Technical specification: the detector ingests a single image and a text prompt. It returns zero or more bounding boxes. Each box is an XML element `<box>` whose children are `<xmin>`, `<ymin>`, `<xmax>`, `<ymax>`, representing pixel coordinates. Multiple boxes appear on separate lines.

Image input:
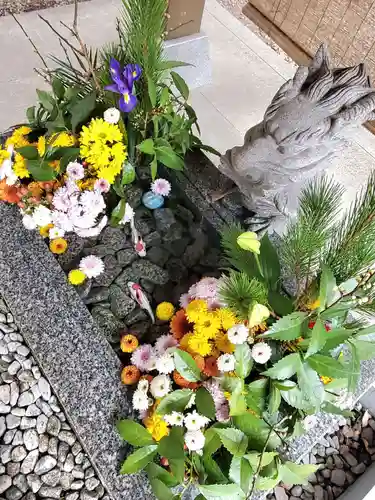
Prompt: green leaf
<box><xmin>159</xmin><ymin>60</ymin><xmax>191</xmax><ymax>70</ymax></box>
<box><xmin>229</xmin><ymin>386</ymin><xmax>247</xmax><ymax>417</ymax></box>
<box><xmin>155</xmin><ymin>146</ymin><xmax>184</xmax><ymax>171</ymax></box>
<box><xmin>321</xmin><ymin>328</ymin><xmax>353</xmax><ymax>353</ymax></box>
<box><xmin>147</xmin><ymin>75</ymin><xmax>157</xmax><ymax>107</ymax></box>
<box><xmin>244</xmin><ymin>452</ymin><xmax>278</xmax><ymax>471</ymax></box>
<box><xmin>307</xmin><ymin>354</ymin><xmax>351</xmax><ymax>379</ymax></box>
<box><xmin>245</xmin><ymin>379</ymin><xmax>268</xmax><ymax>415</ymax></box>
<box><xmin>229</xmin><ymin>457</ymin><xmax>253</xmax><ymax>494</ymax></box>
<box><xmin>319</xmin><ymin>264</ymin><xmax>337</xmax><ymax>310</ymax></box>
<box><xmin>260</xmin><ymin>312</ymin><xmax>307</xmax><ymax>341</ymax></box>
<box><xmin>297</xmin><ymin>361</ymin><xmax>325</xmax><ymax>410</ymax></box>
<box><xmin>215</xmin><ymin>428</ymin><xmax>248</xmax><ymax>457</ymax></box>
<box><xmin>203</xmin><ymin>455</ymin><xmax>228</xmax><ymax>484</ymax></box>
<box><xmin>16</xmin><ymin>146</ymin><xmax>39</xmax><ymax>160</ymax></box>
<box><xmin>122</xmin><ymin>162</ymin><xmax>136</xmax><ymax>185</ymax></box>
<box><xmin>255</xmin><ymin>473</ymin><xmax>280</xmax><ymax>491</ymax></box>
<box><xmin>232</xmin><ymin>413</ymin><xmax>276</xmax><ymax>449</ymax></box>
<box><xmin>145</xmin><ymin>463</ymin><xmax>178</xmax><ymax>487</ymax></box>
<box><xmin>37</xmin><ymin>89</ymin><xmax>55</xmax><ymax>112</ymax></box>
<box><xmin>198</xmin><ymin>484</ymin><xmax>245</xmax><ymax>500</ymax></box>
<box><xmin>269</xmin><ymin>383</ymin><xmax>281</xmax><ymax>413</ymax></box>
<box><xmin>234</xmin><ymin>344</ymin><xmax>253</xmax><ymax>378</ymax></box>
<box><xmin>158</xmin><ymin>427</ymin><xmax>184</xmax><ymax>460</ymax></box>
<box><xmin>111</xmin><ymin>198</ymin><xmax>126</xmax><ymax>225</ymax></box>
<box><xmin>156</xmin><ymin>389</ymin><xmax>193</xmax><ymax>415</ymax></box>
<box><xmin>279</xmin><ymin>462</ymin><xmax>319</xmax><ymax>485</ymax></box>
<box><xmin>26</xmin><ymin>106</ymin><xmax>35</xmax><ymax>123</ymax></box>
<box><xmin>149</xmin><ymin>477</ymin><xmax>174</xmax><ymax>500</ymax></box>
<box><xmin>322</xmin><ymin>402</ymin><xmax>353</xmax><ymax>418</ymax></box>
<box><xmin>259</xmin><ymin>234</ymin><xmax>280</xmax><ymax>290</ymax></box>
<box><xmin>173</xmin><ymin>350</ymin><xmax>201</xmax><ymax>382</ymax></box>
<box><xmin>70</xmin><ymin>92</ymin><xmax>97</xmax><ymax>132</ymax></box>
<box><xmin>150</xmin><ymin>156</ymin><xmax>158</xmax><ymax>180</ymax></box>
<box><xmin>204</xmin><ymin>427</ymin><xmax>223</xmax><ymax>456</ymax></box>
<box><xmin>321</xmin><ymin>301</ymin><xmax>351</xmax><ymax>321</ymax></box>
<box><xmin>196</xmin><ymin>387</ymin><xmax>215</xmax><ymax>420</ymax></box>
<box><xmin>268</xmin><ymin>290</ymin><xmax>294</xmax><ymax>316</ymax></box>
<box><xmin>306</xmin><ymin>317</ymin><xmax>329</xmax><ymax>357</ymax></box>
<box><xmin>347</xmin><ymin>342</ymin><xmax>360</xmax><ymax>393</ymax></box>
<box><xmin>116</xmin><ymin>419</ymin><xmax>154</xmax><ymax>446</ymax></box>
<box><xmin>120</xmin><ymin>445</ymin><xmax>158</xmax><ymax>474</ymax></box>
<box><xmin>171</xmin><ymin>71</ymin><xmax>189</xmax><ymax>100</ymax></box>
<box><xmin>47</xmin><ymin>147</ymin><xmax>80</xmax><ymax>161</ymax></box>
<box><xmin>26</xmin><ymin>160</ymin><xmax>56</xmax><ymax>181</ymax></box>
<box><xmin>349</xmin><ymin>339</ymin><xmax>375</xmax><ymax>361</ymax></box>
<box><xmin>169</xmin><ymin>458</ymin><xmax>185</xmax><ymax>483</ymax></box>
<box><xmin>280</xmin><ymin>381</ymin><xmax>309</xmax><ymax>410</ymax></box>
<box><xmin>262</xmin><ymin>353</ymin><xmax>301</xmax><ymax>380</ymax></box>
<box><xmin>137</xmin><ymin>138</ymin><xmax>155</xmax><ymax>155</ymax></box>
<box><xmin>160</xmin><ymin>87</ymin><xmax>170</xmax><ymax>106</ymax></box>
<box><xmin>52</xmin><ymin>77</ymin><xmax>65</xmax><ymax>99</ymax></box>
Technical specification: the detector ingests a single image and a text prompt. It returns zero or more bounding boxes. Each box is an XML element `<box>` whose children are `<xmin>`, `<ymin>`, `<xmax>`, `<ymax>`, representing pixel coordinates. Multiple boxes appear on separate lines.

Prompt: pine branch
<box><xmin>219</xmin><ymin>271</ymin><xmax>268</xmax><ymax>320</ymax></box>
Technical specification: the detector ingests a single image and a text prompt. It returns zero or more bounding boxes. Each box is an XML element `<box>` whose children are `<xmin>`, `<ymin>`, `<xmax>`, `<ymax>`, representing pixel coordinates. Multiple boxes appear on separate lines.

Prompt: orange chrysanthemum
<box><xmin>173</xmin><ymin>370</ymin><xmax>199</xmax><ymax>390</ymax></box>
<box><xmin>49</xmin><ymin>238</ymin><xmax>68</xmax><ymax>254</ymax></box>
<box><xmin>204</xmin><ymin>356</ymin><xmax>219</xmax><ymax>377</ymax></box>
<box><xmin>121</xmin><ymin>365</ymin><xmax>140</xmax><ymax>385</ymax></box>
<box><xmin>193</xmin><ymin>355</ymin><xmax>205</xmax><ymax>372</ymax></box>
<box><xmin>170</xmin><ymin>309</ymin><xmax>193</xmax><ymax>340</ymax></box>
<box><xmin>120</xmin><ymin>334</ymin><xmax>139</xmax><ymax>353</ymax></box>
<box><xmin>0</xmin><ymin>180</ymin><xmax>20</xmax><ymax>203</ymax></box>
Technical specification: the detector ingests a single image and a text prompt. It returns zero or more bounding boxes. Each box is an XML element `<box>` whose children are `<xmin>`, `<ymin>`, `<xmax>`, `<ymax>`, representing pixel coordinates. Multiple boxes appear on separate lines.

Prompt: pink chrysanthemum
<box><xmin>155</xmin><ymin>334</ymin><xmax>178</xmax><ymax>354</ymax></box>
<box><xmin>203</xmin><ymin>379</ymin><xmax>226</xmax><ymax>407</ymax></box>
<box><xmin>131</xmin><ymin>344</ymin><xmax>153</xmax><ymax>371</ymax></box>
<box><xmin>194</xmin><ymin>277</ymin><xmax>220</xmax><ymax>300</ymax></box>
<box><xmin>94</xmin><ymin>178</ymin><xmax>110</xmax><ymax>193</ymax></box>
<box><xmin>179</xmin><ymin>293</ymin><xmax>191</xmax><ymax>309</ymax></box>
<box><xmin>79</xmin><ymin>255</ymin><xmax>104</xmax><ymax>279</ymax></box>
<box><xmin>216</xmin><ymin>403</ymin><xmax>230</xmax><ymax>422</ymax></box>
<box><xmin>151</xmin><ymin>178</ymin><xmax>171</xmax><ymax>197</ymax></box>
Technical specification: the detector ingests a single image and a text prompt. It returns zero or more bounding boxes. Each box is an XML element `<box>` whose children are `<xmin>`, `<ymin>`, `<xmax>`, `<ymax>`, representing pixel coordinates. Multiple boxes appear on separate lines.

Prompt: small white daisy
<box><xmin>49</xmin><ymin>227</ymin><xmax>65</xmax><ymax>240</ymax></box>
<box><xmin>184</xmin><ymin>411</ymin><xmax>210</xmax><ymax>431</ymax></box>
<box><xmin>150</xmin><ymin>375</ymin><xmax>171</xmax><ymax>398</ymax></box>
<box><xmin>151</xmin><ymin>178</ymin><xmax>171</xmax><ymax>197</ymax></box>
<box><xmin>32</xmin><ymin>206</ymin><xmax>52</xmax><ymax>227</ymax></box>
<box><xmin>79</xmin><ymin>255</ymin><xmax>105</xmax><ymax>279</ymax></box>
<box><xmin>217</xmin><ymin>353</ymin><xmax>236</xmax><ymax>372</ymax></box>
<box><xmin>227</xmin><ymin>324</ymin><xmax>249</xmax><ymax>345</ymax></box>
<box><xmin>251</xmin><ymin>342</ymin><xmax>272</xmax><ymax>364</ymax></box>
<box><xmin>66</xmin><ymin>162</ymin><xmax>85</xmax><ymax>181</ymax></box>
<box><xmin>155</xmin><ymin>353</ymin><xmax>175</xmax><ymax>374</ymax></box>
<box><xmin>132</xmin><ymin>390</ymin><xmax>149</xmax><ymax>411</ymax></box>
<box><xmin>104</xmin><ymin>107</ymin><xmax>121</xmax><ymax>124</ymax></box>
<box><xmin>22</xmin><ymin>214</ymin><xmax>37</xmax><ymax>230</ymax></box>
<box><xmin>137</xmin><ymin>379</ymin><xmax>149</xmax><ymax>393</ymax></box>
<box><xmin>164</xmin><ymin>411</ymin><xmax>184</xmax><ymax>426</ymax></box>
<box><xmin>184</xmin><ymin>430</ymin><xmax>205</xmax><ymax>452</ymax></box>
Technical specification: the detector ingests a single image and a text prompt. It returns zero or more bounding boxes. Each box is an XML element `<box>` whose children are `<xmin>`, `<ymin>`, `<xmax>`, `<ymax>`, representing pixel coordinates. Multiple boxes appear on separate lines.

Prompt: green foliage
<box><xmin>196</xmin><ymin>388</ymin><xmax>216</xmax><ymax>420</ymax></box>
<box><xmin>260</xmin><ymin>312</ymin><xmax>307</xmax><ymax>341</ymax></box>
<box><xmin>306</xmin><ymin>354</ymin><xmax>353</xmax><ymax>379</ymax></box>
<box><xmin>173</xmin><ymin>349</ymin><xmax>201</xmax><ymax>382</ymax></box>
<box><xmin>219</xmin><ymin>271</ymin><xmax>268</xmax><ymax>320</ymax></box>
<box><xmin>198</xmin><ymin>484</ymin><xmax>245</xmax><ymax>499</ymax></box>
<box><xmin>229</xmin><ymin>456</ymin><xmax>253</xmax><ymax>495</ymax></box>
<box><xmin>234</xmin><ymin>344</ymin><xmax>253</xmax><ymax>378</ymax></box>
<box><xmin>120</xmin><ymin>445</ymin><xmax>158</xmax><ymax>474</ymax></box>
<box><xmin>220</xmin><ymin>223</ymin><xmax>261</xmax><ymax>279</ymax></box>
<box><xmin>305</xmin><ymin>317</ymin><xmax>330</xmax><ymax>357</ymax></box>
<box><xmin>279</xmin><ymin>462</ymin><xmax>319</xmax><ymax>485</ymax></box>
<box><xmin>117</xmin><ymin>419</ymin><xmax>155</xmax><ymax>446</ymax></box>
<box><xmin>158</xmin><ymin>427</ymin><xmax>184</xmax><ymax>460</ymax></box>
<box><xmin>214</xmin><ymin>428</ymin><xmax>248</xmax><ymax>457</ymax></box>
<box><xmin>156</xmin><ymin>389</ymin><xmax>193</xmax><ymax>415</ymax></box>
<box><xmin>262</xmin><ymin>353</ymin><xmax>301</xmax><ymax>380</ymax></box>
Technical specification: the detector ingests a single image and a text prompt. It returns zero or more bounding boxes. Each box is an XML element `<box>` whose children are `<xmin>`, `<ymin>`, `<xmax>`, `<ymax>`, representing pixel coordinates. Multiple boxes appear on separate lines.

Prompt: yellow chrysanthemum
<box><xmin>5</xmin><ymin>126</ymin><xmax>32</xmax><ymax>149</ymax></box>
<box><xmin>120</xmin><ymin>334</ymin><xmax>139</xmax><ymax>353</ymax></box>
<box><xmin>187</xmin><ymin>333</ymin><xmax>212</xmax><ymax>357</ymax></box>
<box><xmin>185</xmin><ymin>299</ymin><xmax>208</xmax><ymax>323</ymax></box>
<box><xmin>39</xmin><ymin>224</ymin><xmax>54</xmax><ymax>238</ymax></box>
<box><xmin>11</xmin><ymin>153</ymin><xmax>30</xmax><ymax>179</ymax></box>
<box><xmin>320</xmin><ymin>376</ymin><xmax>333</xmax><ymax>385</ymax></box>
<box><xmin>0</xmin><ymin>149</ymin><xmax>10</xmax><ymax>164</ymax></box>
<box><xmin>216</xmin><ymin>332</ymin><xmax>235</xmax><ymax>354</ymax></box>
<box><xmin>144</xmin><ymin>412</ymin><xmax>169</xmax><ymax>441</ymax></box>
<box><xmin>79</xmin><ymin>118</ymin><xmax>126</xmax><ymax>184</ymax></box>
<box><xmin>307</xmin><ymin>299</ymin><xmax>320</xmax><ymax>310</ymax></box>
<box><xmin>156</xmin><ymin>302</ymin><xmax>175</xmax><ymax>321</ymax></box>
<box><xmin>216</xmin><ymin>308</ymin><xmax>238</xmax><ymax>331</ymax></box>
<box><xmin>49</xmin><ymin>132</ymin><xmax>75</xmax><ymax>148</ymax></box>
<box><xmin>179</xmin><ymin>332</ymin><xmax>194</xmax><ymax>353</ymax></box>
<box><xmin>68</xmin><ymin>269</ymin><xmax>86</xmax><ymax>285</ymax></box>
<box><xmin>78</xmin><ymin>178</ymin><xmax>96</xmax><ymax>191</ymax></box>
<box><xmin>37</xmin><ymin>136</ymin><xmax>46</xmax><ymax>157</ymax></box>
<box><xmin>194</xmin><ymin>312</ymin><xmax>221</xmax><ymax>339</ymax></box>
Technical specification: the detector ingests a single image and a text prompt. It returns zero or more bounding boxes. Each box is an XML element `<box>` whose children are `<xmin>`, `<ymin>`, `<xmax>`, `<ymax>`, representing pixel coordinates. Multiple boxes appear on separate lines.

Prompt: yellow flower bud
<box><xmin>237</xmin><ymin>232</ymin><xmax>261</xmax><ymax>255</ymax></box>
<box><xmin>248</xmin><ymin>303</ymin><xmax>270</xmax><ymax>328</ymax></box>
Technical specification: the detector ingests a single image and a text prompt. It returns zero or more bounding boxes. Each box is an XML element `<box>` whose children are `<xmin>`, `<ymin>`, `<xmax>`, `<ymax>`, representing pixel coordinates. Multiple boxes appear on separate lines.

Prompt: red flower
<box><xmin>308</xmin><ymin>320</ymin><xmax>331</xmax><ymax>332</ymax></box>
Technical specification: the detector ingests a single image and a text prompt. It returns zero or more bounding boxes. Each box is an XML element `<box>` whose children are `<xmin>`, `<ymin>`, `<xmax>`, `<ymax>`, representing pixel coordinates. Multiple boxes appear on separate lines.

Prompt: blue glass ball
<box><xmin>142</xmin><ymin>191</ymin><xmax>164</xmax><ymax>209</ymax></box>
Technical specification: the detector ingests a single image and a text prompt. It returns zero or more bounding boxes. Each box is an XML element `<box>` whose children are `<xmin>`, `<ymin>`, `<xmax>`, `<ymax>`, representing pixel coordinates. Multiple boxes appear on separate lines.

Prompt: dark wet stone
<box><xmin>116</xmin><ymin>249</ymin><xmax>137</xmax><ymax>267</ymax></box>
<box><xmin>174</xmin><ymin>205</ymin><xmax>195</xmax><ymax>225</ymax></box>
<box><xmin>82</xmin><ymin>245</ymin><xmax>116</xmax><ymax>258</ymax></box>
<box><xmin>123</xmin><ymin>186</ymin><xmax>143</xmax><ymax>208</ymax></box>
<box><xmin>144</xmin><ymin>232</ymin><xmax>161</xmax><ymax>247</ymax></box>
<box><xmin>134</xmin><ymin>208</ymin><xmax>155</xmax><ymax>236</ymax></box>
<box><xmin>115</xmin><ymin>266</ymin><xmax>141</xmax><ymax>289</ymax></box>
<box><xmin>76</xmin><ymin>280</ymin><xmax>92</xmax><ymax>300</ymax></box>
<box><xmin>99</xmin><ymin>227</ymin><xmax>127</xmax><ymax>252</ymax></box>
<box><xmin>167</xmin><ymin>237</ymin><xmax>191</xmax><ymax>258</ymax></box>
<box><xmin>57</xmin><ymin>234</ymin><xmax>85</xmax><ymax>270</ymax></box>
<box><xmin>83</xmin><ymin>288</ymin><xmax>110</xmax><ymax>305</ymax></box>
<box><xmin>93</xmin><ymin>256</ymin><xmax>122</xmax><ymax>287</ymax></box>
<box><xmin>109</xmin><ymin>285</ymin><xmax>136</xmax><ymax>319</ymax></box>
<box><xmin>146</xmin><ymin>247</ymin><xmax>170</xmax><ymax>267</ymax></box>
<box><xmin>166</xmin><ymin>258</ymin><xmax>188</xmax><ymax>283</ymax></box>
<box><xmin>124</xmin><ymin>309</ymin><xmax>149</xmax><ymax>326</ymax></box>
<box><xmin>91</xmin><ymin>306</ymin><xmax>125</xmax><ymax>343</ymax></box>
<box><xmin>140</xmin><ymin>279</ymin><xmax>155</xmax><ymax>294</ymax></box>
<box><xmin>183</xmin><ymin>229</ymin><xmax>208</xmax><ymax>267</ymax></box>
<box><xmin>132</xmin><ymin>261</ymin><xmax>169</xmax><ymax>285</ymax></box>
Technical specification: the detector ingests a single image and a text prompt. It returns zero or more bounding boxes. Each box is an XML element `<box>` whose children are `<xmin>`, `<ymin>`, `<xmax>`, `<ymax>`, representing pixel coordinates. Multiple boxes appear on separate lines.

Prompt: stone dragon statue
<box><xmin>218</xmin><ymin>44</ymin><xmax>375</xmax><ymax>230</ymax></box>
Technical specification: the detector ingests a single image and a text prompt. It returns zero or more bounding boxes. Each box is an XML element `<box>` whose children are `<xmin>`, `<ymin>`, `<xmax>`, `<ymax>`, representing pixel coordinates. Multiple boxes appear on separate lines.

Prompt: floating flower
<box><xmin>22</xmin><ymin>214</ymin><xmax>37</xmax><ymax>230</ymax></box>
<box><xmin>144</xmin><ymin>412</ymin><xmax>169</xmax><ymax>441</ymax></box>
<box><xmin>68</xmin><ymin>269</ymin><xmax>86</xmax><ymax>286</ymax></box>
<box><xmin>170</xmin><ymin>310</ymin><xmax>192</xmax><ymax>340</ymax></box>
<box><xmin>131</xmin><ymin>344</ymin><xmax>154</xmax><ymax>372</ymax></box>
<box><xmin>173</xmin><ymin>370</ymin><xmax>199</xmax><ymax>390</ymax></box>
<box><xmin>94</xmin><ymin>178</ymin><xmax>110</xmax><ymax>193</ymax></box>
<box><xmin>49</xmin><ymin>227</ymin><xmax>65</xmax><ymax>240</ymax></box>
<box><xmin>32</xmin><ymin>205</ymin><xmax>52</xmax><ymax>227</ymax></box>
<box><xmin>49</xmin><ymin>238</ymin><xmax>68</xmax><ymax>254</ymax></box>
<box><xmin>39</xmin><ymin>224</ymin><xmax>54</xmax><ymax>238</ymax></box>
<box><xmin>217</xmin><ymin>353</ymin><xmax>236</xmax><ymax>372</ymax></box>
<box><xmin>137</xmin><ymin>379</ymin><xmax>149</xmax><ymax>393</ymax></box>
<box><xmin>132</xmin><ymin>389</ymin><xmax>149</xmax><ymax>410</ymax></box>
<box><xmin>216</xmin><ymin>403</ymin><xmax>230</xmax><ymax>422</ymax></box>
<box><xmin>193</xmin><ymin>355</ymin><xmax>205</xmax><ymax>372</ymax></box>
<box><xmin>217</xmin><ymin>308</ymin><xmax>238</xmax><ymax>330</ymax></box>
<box><xmin>237</xmin><ymin>231</ymin><xmax>260</xmax><ymax>254</ymax></box>
<box><xmin>194</xmin><ymin>312</ymin><xmax>221</xmax><ymax>339</ymax></box>
<box><xmin>104</xmin><ymin>107</ymin><xmax>121</xmax><ymax>124</ymax></box>
<box><xmin>151</xmin><ymin>178</ymin><xmax>171</xmax><ymax>197</ymax></box>
<box><xmin>320</xmin><ymin>376</ymin><xmax>333</xmax><ymax>385</ymax></box>
<box><xmin>248</xmin><ymin>303</ymin><xmax>270</xmax><ymax>328</ymax></box>
<box><xmin>203</xmin><ymin>356</ymin><xmax>219</xmax><ymax>377</ymax></box>
<box><xmin>188</xmin><ymin>334</ymin><xmax>212</xmax><ymax>357</ymax></box>
<box><xmin>150</xmin><ymin>375</ymin><xmax>171</xmax><ymax>398</ymax></box>
<box><xmin>155</xmin><ymin>352</ymin><xmax>175</xmax><ymax>374</ymax></box>
<box><xmin>179</xmin><ymin>293</ymin><xmax>190</xmax><ymax>309</ymax></box>
<box><xmin>184</xmin><ymin>430</ymin><xmax>205</xmax><ymax>453</ymax></box>
<box><xmin>185</xmin><ymin>299</ymin><xmax>208</xmax><ymax>323</ymax></box>
<box><xmin>66</xmin><ymin>162</ymin><xmax>85</xmax><ymax>181</ymax></box>
<box><xmin>79</xmin><ymin>255</ymin><xmax>105</xmax><ymax>279</ymax></box>
<box><xmin>156</xmin><ymin>302</ymin><xmax>175</xmax><ymax>321</ymax></box>
<box><xmin>155</xmin><ymin>334</ymin><xmax>178</xmax><ymax>354</ymax></box>
<box><xmin>121</xmin><ymin>365</ymin><xmax>141</xmax><ymax>385</ymax></box>
<box><xmin>251</xmin><ymin>342</ymin><xmax>272</xmax><ymax>364</ymax></box>
<box><xmin>164</xmin><ymin>412</ymin><xmax>184</xmax><ymax>427</ymax></box>
<box><xmin>120</xmin><ymin>334</ymin><xmax>139</xmax><ymax>353</ymax></box>
<box><xmin>146</xmin><ymin>356</ymin><xmax>158</xmax><ymax>372</ymax></box>
<box><xmin>215</xmin><ymin>332</ymin><xmax>235</xmax><ymax>354</ymax></box>
<box><xmin>105</xmin><ymin>59</ymin><xmax>141</xmax><ymax>113</ymax></box>
<box><xmin>193</xmin><ymin>277</ymin><xmax>221</xmax><ymax>307</ymax></box>
<box><xmin>184</xmin><ymin>411</ymin><xmax>210</xmax><ymax>431</ymax></box>
<box><xmin>227</xmin><ymin>324</ymin><xmax>249</xmax><ymax>345</ymax></box>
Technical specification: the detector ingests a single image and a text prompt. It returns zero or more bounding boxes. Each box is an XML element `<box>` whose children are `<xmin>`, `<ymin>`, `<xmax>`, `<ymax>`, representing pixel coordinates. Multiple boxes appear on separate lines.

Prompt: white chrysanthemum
<box><xmin>22</xmin><ymin>213</ymin><xmax>37</xmax><ymax>230</ymax></box>
<box><xmin>52</xmin><ymin>187</ymin><xmax>72</xmax><ymax>212</ymax></box>
<box><xmin>49</xmin><ymin>227</ymin><xmax>65</xmax><ymax>240</ymax></box>
<box><xmin>104</xmin><ymin>107</ymin><xmax>120</xmax><ymax>124</ymax></box>
<box><xmin>155</xmin><ymin>353</ymin><xmax>175</xmax><ymax>374</ymax></box>
<box><xmin>79</xmin><ymin>255</ymin><xmax>105</xmax><ymax>278</ymax></box>
<box><xmin>227</xmin><ymin>324</ymin><xmax>249</xmax><ymax>345</ymax></box>
<box><xmin>251</xmin><ymin>342</ymin><xmax>272</xmax><ymax>364</ymax></box>
<box><xmin>150</xmin><ymin>375</ymin><xmax>171</xmax><ymax>398</ymax></box>
<box><xmin>164</xmin><ymin>412</ymin><xmax>184</xmax><ymax>426</ymax></box>
<box><xmin>186</xmin><ymin>393</ymin><xmax>196</xmax><ymax>409</ymax></box>
<box><xmin>137</xmin><ymin>379</ymin><xmax>149</xmax><ymax>393</ymax></box>
<box><xmin>75</xmin><ymin>215</ymin><xmax>107</xmax><ymax>238</ymax></box>
<box><xmin>80</xmin><ymin>191</ymin><xmax>106</xmax><ymax>216</ymax></box>
<box><xmin>217</xmin><ymin>353</ymin><xmax>236</xmax><ymax>372</ymax></box>
<box><xmin>119</xmin><ymin>203</ymin><xmax>134</xmax><ymax>225</ymax></box>
<box><xmin>32</xmin><ymin>205</ymin><xmax>52</xmax><ymax>227</ymax></box>
<box><xmin>146</xmin><ymin>356</ymin><xmax>158</xmax><ymax>372</ymax></box>
<box><xmin>66</xmin><ymin>162</ymin><xmax>85</xmax><ymax>181</ymax></box>
<box><xmin>303</xmin><ymin>415</ymin><xmax>318</xmax><ymax>431</ymax></box>
<box><xmin>184</xmin><ymin>411</ymin><xmax>210</xmax><ymax>431</ymax></box>
<box><xmin>184</xmin><ymin>430</ymin><xmax>205</xmax><ymax>452</ymax></box>
<box><xmin>51</xmin><ymin>211</ymin><xmax>74</xmax><ymax>233</ymax></box>
<box><xmin>132</xmin><ymin>390</ymin><xmax>149</xmax><ymax>411</ymax></box>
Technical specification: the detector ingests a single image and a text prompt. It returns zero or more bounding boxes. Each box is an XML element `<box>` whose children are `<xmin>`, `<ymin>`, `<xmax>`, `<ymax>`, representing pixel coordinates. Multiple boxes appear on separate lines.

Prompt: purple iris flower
<box><xmin>105</xmin><ymin>58</ymin><xmax>142</xmax><ymax>113</ymax></box>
